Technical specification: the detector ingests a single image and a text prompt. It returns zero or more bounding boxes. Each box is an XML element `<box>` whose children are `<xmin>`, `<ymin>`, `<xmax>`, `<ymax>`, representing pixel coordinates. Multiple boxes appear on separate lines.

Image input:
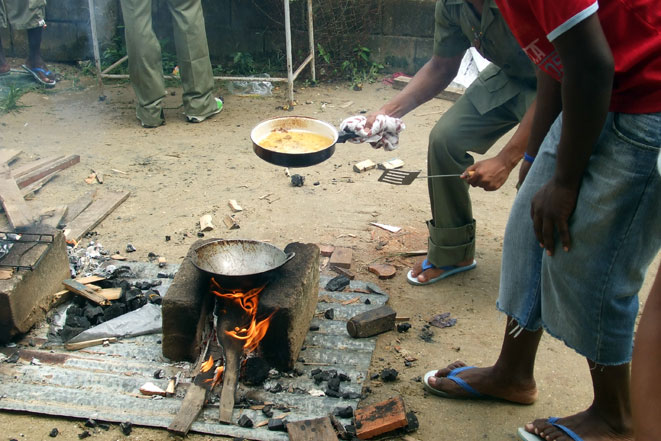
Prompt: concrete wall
<box><xmin>1</xmin><ymin>0</ymin><xmax>435</xmax><ymax>75</ymax></box>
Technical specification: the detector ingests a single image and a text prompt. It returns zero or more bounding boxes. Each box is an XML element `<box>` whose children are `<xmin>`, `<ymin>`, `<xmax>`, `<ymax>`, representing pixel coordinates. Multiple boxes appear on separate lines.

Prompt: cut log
<box><xmin>346</xmin><ymin>305</ymin><xmax>397</xmax><ymax>338</ymax></box>
<box><xmin>63</xmin><ymin>190</ymin><xmax>129</xmax><ymax>242</ymax></box>
<box><xmin>354</xmin><ymin>396</ymin><xmax>408</xmax><ymax>439</ymax></box>
<box><xmin>15</xmin><ymin>155</ymin><xmax>80</xmax><ymax>189</ymax></box>
<box><xmin>286</xmin><ymin>417</ymin><xmax>339</xmax><ymax>441</ymax></box>
<box><xmin>62</xmin><ymin>279</ymin><xmax>110</xmax><ymax>306</ymax></box>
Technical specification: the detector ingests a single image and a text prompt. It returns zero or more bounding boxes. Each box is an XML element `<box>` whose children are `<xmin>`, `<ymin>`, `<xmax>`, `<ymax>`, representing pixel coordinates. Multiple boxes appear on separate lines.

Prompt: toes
<box><xmin>435</xmin><ymin>361</ymin><xmax>466</xmax><ymax>376</ymax></box>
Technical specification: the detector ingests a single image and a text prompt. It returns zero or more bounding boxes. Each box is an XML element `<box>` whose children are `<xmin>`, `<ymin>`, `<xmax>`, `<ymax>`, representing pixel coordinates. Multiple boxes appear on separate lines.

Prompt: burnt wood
<box><xmin>346</xmin><ymin>305</ymin><xmax>396</xmax><ymax>338</ymax></box>
<box><xmin>167</xmin><ymin>384</ymin><xmax>208</xmax><ymax>435</ymax></box>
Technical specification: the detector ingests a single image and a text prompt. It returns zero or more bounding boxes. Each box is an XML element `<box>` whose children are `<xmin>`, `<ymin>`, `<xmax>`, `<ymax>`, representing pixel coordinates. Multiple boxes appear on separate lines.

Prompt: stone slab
<box><xmin>0</xmin><ymin>229</ymin><xmax>70</xmax><ymax>343</ymax></box>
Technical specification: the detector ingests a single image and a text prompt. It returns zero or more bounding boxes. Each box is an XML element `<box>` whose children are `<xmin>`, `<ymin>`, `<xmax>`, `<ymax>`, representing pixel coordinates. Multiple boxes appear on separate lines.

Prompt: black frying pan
<box><xmin>251</xmin><ymin>116</ymin><xmax>357</xmax><ymax>167</ymax></box>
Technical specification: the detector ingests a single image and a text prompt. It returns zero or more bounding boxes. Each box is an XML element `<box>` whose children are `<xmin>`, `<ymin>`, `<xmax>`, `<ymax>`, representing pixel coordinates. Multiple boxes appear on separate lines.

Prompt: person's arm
<box><xmin>463</xmin><ymin>98</ymin><xmax>537</xmax><ymax>191</ymax></box>
<box><xmin>530</xmin><ymin>13</ymin><xmax>614</xmax><ymax>255</ymax></box>
<box><xmin>367</xmin><ymin>53</ymin><xmax>464</xmax><ymax>122</ymax></box>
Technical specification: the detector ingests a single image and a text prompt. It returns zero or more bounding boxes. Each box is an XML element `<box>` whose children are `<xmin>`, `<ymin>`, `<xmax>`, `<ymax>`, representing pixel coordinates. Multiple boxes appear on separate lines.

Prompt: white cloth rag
<box><xmin>339</xmin><ymin>115</ymin><xmax>405</xmax><ymax>151</ymax></box>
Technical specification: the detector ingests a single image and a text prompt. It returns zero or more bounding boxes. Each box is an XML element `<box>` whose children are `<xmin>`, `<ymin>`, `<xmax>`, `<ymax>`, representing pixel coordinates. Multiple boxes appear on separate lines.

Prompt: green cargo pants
<box><xmin>0</xmin><ymin>0</ymin><xmax>46</xmax><ymax>30</ymax></box>
<box><xmin>426</xmin><ymin>85</ymin><xmax>532</xmax><ymax>267</ymax></box>
<box><xmin>119</xmin><ymin>0</ymin><xmax>216</xmax><ymax>127</ymax></box>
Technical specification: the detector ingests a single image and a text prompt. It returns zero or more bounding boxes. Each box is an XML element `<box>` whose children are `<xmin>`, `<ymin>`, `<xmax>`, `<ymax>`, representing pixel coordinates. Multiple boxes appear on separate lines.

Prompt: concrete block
<box><xmin>0</xmin><ymin>230</ymin><xmax>71</xmax><ymax>343</ymax></box>
<box><xmin>368</xmin><ymin>34</ymin><xmax>416</xmax><ymax>74</ymax></box>
<box><xmin>161</xmin><ymin>239</ymin><xmax>214</xmax><ymax>362</ymax></box>
<box><xmin>258</xmin><ymin>242</ymin><xmax>319</xmax><ymax>371</ymax></box>
<box><xmin>46</xmin><ymin>0</ymin><xmax>90</xmax><ymax>23</ymax></box>
<box><xmin>40</xmin><ymin>22</ymin><xmax>90</xmax><ymax>61</ymax></box>
<box><xmin>381</xmin><ymin>0</ymin><xmax>435</xmax><ymax>38</ymax></box>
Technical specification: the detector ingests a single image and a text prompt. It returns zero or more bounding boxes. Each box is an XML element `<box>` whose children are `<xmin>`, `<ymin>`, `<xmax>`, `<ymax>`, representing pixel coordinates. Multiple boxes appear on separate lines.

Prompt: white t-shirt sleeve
<box><xmin>547</xmin><ymin>1</ymin><xmax>599</xmax><ymax>42</ymax></box>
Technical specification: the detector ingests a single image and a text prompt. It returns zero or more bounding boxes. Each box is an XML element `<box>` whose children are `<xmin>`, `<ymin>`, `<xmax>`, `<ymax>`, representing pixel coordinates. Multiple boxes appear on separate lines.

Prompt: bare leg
<box><xmin>631</xmin><ymin>264</ymin><xmax>661</xmax><ymax>441</ymax></box>
<box><xmin>524</xmin><ymin>360</ymin><xmax>633</xmax><ymax>440</ymax></box>
<box><xmin>0</xmin><ymin>33</ymin><xmax>8</xmax><ymax>73</ymax></box>
<box><xmin>24</xmin><ymin>27</ymin><xmax>55</xmax><ymax>83</ymax></box>
<box><xmin>426</xmin><ymin>318</ymin><xmax>541</xmax><ymax>404</ymax></box>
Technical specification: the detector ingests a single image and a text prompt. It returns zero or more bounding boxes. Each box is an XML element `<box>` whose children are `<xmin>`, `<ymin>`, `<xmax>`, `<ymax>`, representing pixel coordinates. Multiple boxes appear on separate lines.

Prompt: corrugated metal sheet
<box><xmin>0</xmin><ymin>267</ymin><xmax>387</xmax><ymax>441</ymax></box>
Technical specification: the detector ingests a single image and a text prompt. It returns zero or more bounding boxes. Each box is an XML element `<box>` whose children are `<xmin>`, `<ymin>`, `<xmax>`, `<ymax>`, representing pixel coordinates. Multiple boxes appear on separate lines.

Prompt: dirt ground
<box><xmin>0</xmin><ymin>63</ymin><xmax>658</xmax><ymax>441</ymax></box>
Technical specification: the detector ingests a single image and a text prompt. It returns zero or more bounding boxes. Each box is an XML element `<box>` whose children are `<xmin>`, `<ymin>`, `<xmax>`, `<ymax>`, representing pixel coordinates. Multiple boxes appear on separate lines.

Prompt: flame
<box><xmin>200</xmin><ymin>355</ymin><xmax>214</xmax><ymax>372</ymax></box>
<box><xmin>211</xmin><ymin>366</ymin><xmax>224</xmax><ymax>388</ymax></box>
<box><xmin>211</xmin><ymin>278</ymin><xmax>276</xmax><ymax>354</ymax></box>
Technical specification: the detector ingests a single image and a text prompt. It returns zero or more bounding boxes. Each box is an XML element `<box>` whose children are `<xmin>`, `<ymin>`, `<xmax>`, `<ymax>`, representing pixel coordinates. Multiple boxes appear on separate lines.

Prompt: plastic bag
<box><xmin>228</xmin><ymin>73</ymin><xmax>273</xmax><ymax>96</ymax></box>
<box><xmin>66</xmin><ymin>303</ymin><xmax>162</xmax><ymax>344</ymax></box>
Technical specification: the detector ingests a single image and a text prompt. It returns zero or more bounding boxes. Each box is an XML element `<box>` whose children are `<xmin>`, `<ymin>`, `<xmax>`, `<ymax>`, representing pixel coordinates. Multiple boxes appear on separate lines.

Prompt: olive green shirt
<box><xmin>433</xmin><ymin>0</ymin><xmax>536</xmax><ymax>115</ymax></box>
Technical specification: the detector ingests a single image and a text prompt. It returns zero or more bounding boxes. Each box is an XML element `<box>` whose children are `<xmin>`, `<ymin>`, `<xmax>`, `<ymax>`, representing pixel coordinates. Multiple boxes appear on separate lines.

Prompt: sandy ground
<box><xmin>0</xmin><ymin>63</ymin><xmax>658</xmax><ymax>441</ymax></box>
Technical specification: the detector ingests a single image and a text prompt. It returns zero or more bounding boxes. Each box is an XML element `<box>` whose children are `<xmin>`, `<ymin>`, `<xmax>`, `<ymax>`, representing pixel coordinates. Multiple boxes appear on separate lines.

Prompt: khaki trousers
<box><xmin>119</xmin><ymin>0</ymin><xmax>215</xmax><ymax>126</ymax></box>
<box><xmin>0</xmin><ymin>0</ymin><xmax>46</xmax><ymax>30</ymax></box>
<box><xmin>426</xmin><ymin>88</ymin><xmax>532</xmax><ymax>267</ymax></box>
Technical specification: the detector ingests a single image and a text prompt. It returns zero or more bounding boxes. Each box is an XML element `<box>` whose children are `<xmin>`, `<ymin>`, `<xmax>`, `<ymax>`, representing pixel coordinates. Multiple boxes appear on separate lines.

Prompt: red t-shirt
<box><xmin>495</xmin><ymin>0</ymin><xmax>661</xmax><ymax>113</ymax></box>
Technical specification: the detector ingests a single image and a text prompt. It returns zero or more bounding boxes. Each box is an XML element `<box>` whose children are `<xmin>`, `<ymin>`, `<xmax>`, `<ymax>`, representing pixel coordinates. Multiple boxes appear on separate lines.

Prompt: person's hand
<box><xmin>463</xmin><ymin>157</ymin><xmax>512</xmax><ymax>191</ymax></box>
<box><xmin>530</xmin><ymin>179</ymin><xmax>579</xmax><ymax>255</ymax></box>
<box><xmin>517</xmin><ymin>160</ymin><xmax>533</xmax><ymax>189</ymax></box>
<box><xmin>364</xmin><ymin>111</ymin><xmax>386</xmax><ymax>147</ymax></box>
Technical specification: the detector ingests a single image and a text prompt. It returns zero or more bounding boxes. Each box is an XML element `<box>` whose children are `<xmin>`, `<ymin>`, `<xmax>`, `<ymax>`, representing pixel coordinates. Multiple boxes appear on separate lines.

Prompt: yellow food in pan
<box><xmin>258</xmin><ymin>129</ymin><xmax>334</xmax><ymax>153</ymax></box>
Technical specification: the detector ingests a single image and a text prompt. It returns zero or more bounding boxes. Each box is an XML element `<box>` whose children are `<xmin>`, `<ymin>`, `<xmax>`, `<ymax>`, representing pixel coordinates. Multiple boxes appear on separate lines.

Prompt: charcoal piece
<box><xmin>102</xmin><ymin>303</ymin><xmax>126</xmax><ymax>321</ymax></box>
<box><xmin>342</xmin><ymin>391</ymin><xmax>361</xmax><ymax>399</ymax></box>
<box><xmin>147</xmin><ymin>292</ymin><xmax>162</xmax><ymax>305</ymax></box>
<box><xmin>125</xmin><ymin>287</ymin><xmax>143</xmax><ymax>302</ymax></box>
<box><xmin>78</xmin><ymin>431</ymin><xmax>90</xmax><ymax>439</ymax></box>
<box><xmin>397</xmin><ymin>322</ymin><xmax>412</xmax><ymax>333</ymax></box>
<box><xmin>325</xmin><ymin>275</ymin><xmax>350</xmax><ymax>292</ymax></box>
<box><xmin>135</xmin><ymin>281</ymin><xmax>152</xmax><ymax>290</ymax></box>
<box><xmin>84</xmin><ymin>419</ymin><xmax>97</xmax><ymax>428</ymax></box>
<box><xmin>290</xmin><ymin>174</ymin><xmax>305</xmax><ymax>187</ymax></box>
<box><xmin>97</xmin><ymin>423</ymin><xmax>110</xmax><ymax>430</ymax></box>
<box><xmin>238</xmin><ymin>415</ymin><xmax>253</xmax><ymax>428</ymax></box>
<box><xmin>364</xmin><ymin>298</ymin><xmax>371</xmax><ymax>305</ymax></box>
<box><xmin>262</xmin><ymin>404</ymin><xmax>274</xmax><ymax>418</ymax></box>
<box><xmin>270</xmin><ymin>383</ymin><xmax>283</xmax><ymax>393</ymax></box>
<box><xmin>309</xmin><ymin>325</ymin><xmax>320</xmax><ymax>331</ymax></box>
<box><xmin>405</xmin><ymin>360</ymin><xmax>412</xmax><ymax>367</ymax></box>
<box><xmin>147</xmin><ymin>252</ymin><xmax>157</xmax><ymax>260</ymax></box>
<box><xmin>157</xmin><ymin>272</ymin><xmax>174</xmax><ymax>279</ymax></box>
<box><xmin>338</xmin><ymin>373</ymin><xmax>351</xmax><ymax>382</ymax></box>
<box><xmin>345</xmin><ymin>424</ymin><xmax>356</xmax><ymax>435</ymax></box>
<box><xmin>370</xmin><ymin>373</ymin><xmax>379</xmax><ymax>380</ymax></box>
<box><xmin>419</xmin><ymin>326</ymin><xmax>434</xmax><ymax>342</ymax></box>
<box><xmin>310</xmin><ymin>368</ymin><xmax>321</xmax><ymax>377</ymax></box>
<box><xmin>84</xmin><ymin>306</ymin><xmax>104</xmax><ymax>323</ymax></box>
<box><xmin>324</xmin><ymin>308</ymin><xmax>335</xmax><ymax>320</ymax></box>
<box><xmin>153</xmin><ymin>369</ymin><xmax>165</xmax><ymax>379</ymax></box>
<box><xmin>165</xmin><ymin>235</ymin><xmax>171</xmax><ymax>241</ymax></box>
<box><xmin>60</xmin><ymin>326</ymin><xmax>84</xmax><ymax>342</ymax></box>
<box><xmin>380</xmin><ymin>368</ymin><xmax>398</xmax><ymax>382</ymax></box>
<box><xmin>120</xmin><ymin>422</ymin><xmax>132</xmax><ymax>435</ymax></box>
<box><xmin>325</xmin><ymin>388</ymin><xmax>342</xmax><ymax>398</ymax></box>
<box><xmin>128</xmin><ymin>295</ymin><xmax>148</xmax><ymax>311</ymax></box>
<box><xmin>328</xmin><ymin>376</ymin><xmax>341</xmax><ymax>392</ymax></box>
<box><xmin>293</xmin><ymin>368</ymin><xmax>304</xmax><ymax>376</ymax></box>
<box><xmin>334</xmin><ymin>406</ymin><xmax>354</xmax><ymax>419</ymax></box>
<box><xmin>65</xmin><ymin>314</ymin><xmax>90</xmax><ymax>329</ymax></box>
<box><xmin>126</xmin><ymin>243</ymin><xmax>136</xmax><ymax>253</ymax></box>
<box><xmin>244</xmin><ymin>357</ymin><xmax>270</xmax><ymax>385</ymax></box>
<box><xmin>404</xmin><ymin>411</ymin><xmax>419</xmax><ymax>432</ymax></box>
<box><xmin>197</xmin><ymin>232</ymin><xmax>205</xmax><ymax>237</ymax></box>
<box><xmin>5</xmin><ymin>352</ymin><xmax>19</xmax><ymax>363</ymax></box>
<box><xmin>49</xmin><ymin>428</ymin><xmax>59</xmax><ymax>437</ymax></box>
<box><xmin>267</xmin><ymin>418</ymin><xmax>287</xmax><ymax>432</ymax></box>
<box><xmin>67</xmin><ymin>305</ymin><xmax>83</xmax><ymax>317</ymax></box>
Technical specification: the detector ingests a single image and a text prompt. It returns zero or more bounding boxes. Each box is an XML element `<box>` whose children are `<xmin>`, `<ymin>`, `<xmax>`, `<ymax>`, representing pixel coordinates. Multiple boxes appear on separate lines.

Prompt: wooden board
<box><xmin>0</xmin><ymin>164</ymin><xmax>34</xmax><ymax>229</ymax></box>
<box><xmin>167</xmin><ymin>383</ymin><xmax>208</xmax><ymax>436</ymax></box>
<box><xmin>10</xmin><ymin>155</ymin><xmax>64</xmax><ymax>179</ymax></box>
<box><xmin>60</xmin><ymin>190</ymin><xmax>97</xmax><ymax>227</ymax></box>
<box><xmin>0</xmin><ymin>149</ymin><xmax>22</xmax><ymax>165</ymax></box>
<box><xmin>15</xmin><ymin>155</ymin><xmax>80</xmax><ymax>189</ymax></box>
<box><xmin>392</xmin><ymin>75</ymin><xmax>464</xmax><ymax>102</ymax></box>
<box><xmin>62</xmin><ymin>279</ymin><xmax>110</xmax><ymax>306</ymax></box>
<box><xmin>286</xmin><ymin>417</ymin><xmax>339</xmax><ymax>441</ymax></box>
<box><xmin>355</xmin><ymin>396</ymin><xmax>408</xmax><ymax>439</ymax></box>
<box><xmin>64</xmin><ymin>190</ymin><xmax>129</xmax><ymax>242</ymax></box>
<box><xmin>38</xmin><ymin>205</ymin><xmax>68</xmax><ymax>229</ymax></box>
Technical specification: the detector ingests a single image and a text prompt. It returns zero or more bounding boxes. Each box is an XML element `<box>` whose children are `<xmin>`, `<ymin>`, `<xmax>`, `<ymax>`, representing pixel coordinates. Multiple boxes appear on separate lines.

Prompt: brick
<box><xmin>0</xmin><ymin>229</ymin><xmax>70</xmax><ymax>343</ymax></box>
<box><xmin>258</xmin><ymin>242</ymin><xmax>319</xmax><ymax>371</ymax></box>
<box><xmin>329</xmin><ymin>247</ymin><xmax>352</xmax><ymax>269</ymax></box>
<box><xmin>318</xmin><ymin>244</ymin><xmax>334</xmax><ymax>257</ymax></box>
<box><xmin>355</xmin><ymin>396</ymin><xmax>408</xmax><ymax>439</ymax></box>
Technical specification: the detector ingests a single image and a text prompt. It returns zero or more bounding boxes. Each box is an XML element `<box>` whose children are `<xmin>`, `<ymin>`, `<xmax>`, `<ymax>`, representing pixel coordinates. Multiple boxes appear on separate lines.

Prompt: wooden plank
<box><xmin>15</xmin><ymin>154</ymin><xmax>80</xmax><ymax>189</ymax></box>
<box><xmin>0</xmin><ymin>149</ymin><xmax>22</xmax><ymax>165</ymax></box>
<box><xmin>167</xmin><ymin>384</ymin><xmax>208</xmax><ymax>436</ymax></box>
<box><xmin>355</xmin><ymin>396</ymin><xmax>408</xmax><ymax>439</ymax></box>
<box><xmin>347</xmin><ymin>305</ymin><xmax>397</xmax><ymax>338</ymax></box>
<box><xmin>21</xmin><ymin>172</ymin><xmax>60</xmax><ymax>199</ymax></box>
<box><xmin>62</xmin><ymin>279</ymin><xmax>110</xmax><ymax>306</ymax></box>
<box><xmin>60</xmin><ymin>190</ymin><xmax>97</xmax><ymax>227</ymax></box>
<box><xmin>64</xmin><ymin>190</ymin><xmax>129</xmax><ymax>242</ymax></box>
<box><xmin>37</xmin><ymin>205</ymin><xmax>68</xmax><ymax>229</ymax></box>
<box><xmin>392</xmin><ymin>75</ymin><xmax>464</xmax><ymax>102</ymax></box>
<box><xmin>0</xmin><ymin>164</ymin><xmax>34</xmax><ymax>229</ymax></box>
<box><xmin>286</xmin><ymin>417</ymin><xmax>339</xmax><ymax>441</ymax></box>
<box><xmin>97</xmin><ymin>287</ymin><xmax>121</xmax><ymax>301</ymax></box>
<box><xmin>10</xmin><ymin>155</ymin><xmax>64</xmax><ymax>179</ymax></box>
<box><xmin>65</xmin><ymin>337</ymin><xmax>117</xmax><ymax>351</ymax></box>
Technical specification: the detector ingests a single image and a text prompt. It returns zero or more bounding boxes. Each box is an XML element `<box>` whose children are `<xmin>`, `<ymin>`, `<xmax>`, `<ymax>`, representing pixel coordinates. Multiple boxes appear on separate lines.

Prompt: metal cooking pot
<box><xmin>251</xmin><ymin>116</ymin><xmax>357</xmax><ymax>168</ymax></box>
<box><xmin>190</xmin><ymin>239</ymin><xmax>295</xmax><ymax>290</ymax></box>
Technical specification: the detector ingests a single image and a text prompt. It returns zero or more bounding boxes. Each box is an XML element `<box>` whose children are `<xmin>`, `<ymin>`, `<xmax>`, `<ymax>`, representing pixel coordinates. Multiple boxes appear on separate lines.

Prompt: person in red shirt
<box><xmin>422</xmin><ymin>1</ymin><xmax>661</xmax><ymax>440</ymax></box>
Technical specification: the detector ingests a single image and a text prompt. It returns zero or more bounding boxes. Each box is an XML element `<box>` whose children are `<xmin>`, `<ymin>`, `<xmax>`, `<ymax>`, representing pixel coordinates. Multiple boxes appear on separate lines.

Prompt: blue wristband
<box><xmin>523</xmin><ymin>152</ymin><xmax>535</xmax><ymax>163</ymax></box>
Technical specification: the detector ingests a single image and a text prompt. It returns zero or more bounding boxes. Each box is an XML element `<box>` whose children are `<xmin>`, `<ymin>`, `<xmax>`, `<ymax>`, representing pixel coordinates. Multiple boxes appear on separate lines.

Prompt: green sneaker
<box><xmin>187</xmin><ymin>97</ymin><xmax>223</xmax><ymax>123</ymax></box>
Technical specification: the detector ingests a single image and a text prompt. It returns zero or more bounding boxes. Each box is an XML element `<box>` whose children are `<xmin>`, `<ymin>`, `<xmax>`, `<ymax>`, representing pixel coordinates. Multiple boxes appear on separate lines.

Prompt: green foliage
<box><xmin>317</xmin><ymin>44</ymin><xmax>331</xmax><ymax>64</ymax></box>
<box><xmin>101</xmin><ymin>31</ymin><xmax>128</xmax><ymax>74</ymax></box>
<box><xmin>230</xmin><ymin>52</ymin><xmax>256</xmax><ymax>76</ymax></box>
<box><xmin>341</xmin><ymin>46</ymin><xmax>384</xmax><ymax>89</ymax></box>
<box><xmin>0</xmin><ymin>85</ymin><xmax>31</xmax><ymax>114</ymax></box>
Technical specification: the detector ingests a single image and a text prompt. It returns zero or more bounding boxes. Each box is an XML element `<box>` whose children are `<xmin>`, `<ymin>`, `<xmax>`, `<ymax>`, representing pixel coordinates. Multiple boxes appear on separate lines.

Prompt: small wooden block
<box><xmin>199</xmin><ymin>214</ymin><xmax>214</xmax><ymax>232</ymax></box>
<box><xmin>347</xmin><ymin>305</ymin><xmax>396</xmax><ymax>338</ymax></box>
<box><xmin>98</xmin><ymin>288</ymin><xmax>122</xmax><ymax>301</ymax></box>
<box><xmin>62</xmin><ymin>279</ymin><xmax>109</xmax><ymax>306</ymax></box>
<box><xmin>286</xmin><ymin>417</ymin><xmax>339</xmax><ymax>441</ymax></box>
<box><xmin>111</xmin><ymin>254</ymin><xmax>127</xmax><ymax>261</ymax></box>
<box><xmin>353</xmin><ymin>159</ymin><xmax>376</xmax><ymax>173</ymax></box>
<box><xmin>228</xmin><ymin>199</ymin><xmax>243</xmax><ymax>212</ymax></box>
<box><xmin>378</xmin><ymin>159</ymin><xmax>405</xmax><ymax>170</ymax></box>
<box><xmin>223</xmin><ymin>214</ymin><xmax>240</xmax><ymax>230</ymax></box>
<box><xmin>65</xmin><ymin>337</ymin><xmax>117</xmax><ymax>351</ymax></box>
<box><xmin>368</xmin><ymin>264</ymin><xmax>397</xmax><ymax>279</ymax></box>
<box><xmin>329</xmin><ymin>247</ymin><xmax>352</xmax><ymax>269</ymax></box>
<box><xmin>318</xmin><ymin>244</ymin><xmax>335</xmax><ymax>257</ymax></box>
<box><xmin>355</xmin><ymin>396</ymin><xmax>408</xmax><ymax>439</ymax></box>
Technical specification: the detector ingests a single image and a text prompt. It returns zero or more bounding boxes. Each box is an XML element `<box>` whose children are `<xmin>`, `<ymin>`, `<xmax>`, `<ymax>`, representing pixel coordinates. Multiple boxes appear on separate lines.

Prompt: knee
<box><xmin>429</xmin><ymin>120</ymin><xmax>468</xmax><ymax>165</ymax></box>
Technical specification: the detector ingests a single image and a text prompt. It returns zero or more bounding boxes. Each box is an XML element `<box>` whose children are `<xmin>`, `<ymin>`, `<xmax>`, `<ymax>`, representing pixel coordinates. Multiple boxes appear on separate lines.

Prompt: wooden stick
<box><xmin>62</xmin><ymin>279</ymin><xmax>110</xmax><ymax>306</ymax></box>
<box><xmin>65</xmin><ymin>337</ymin><xmax>117</xmax><ymax>350</ymax></box>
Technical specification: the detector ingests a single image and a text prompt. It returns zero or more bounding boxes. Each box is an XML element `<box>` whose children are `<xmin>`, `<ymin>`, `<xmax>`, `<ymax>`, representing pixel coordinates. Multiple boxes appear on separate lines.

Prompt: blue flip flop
<box><xmin>423</xmin><ymin>366</ymin><xmax>484</xmax><ymax>399</ymax></box>
<box><xmin>517</xmin><ymin>418</ymin><xmax>584</xmax><ymax>441</ymax></box>
<box><xmin>407</xmin><ymin>258</ymin><xmax>476</xmax><ymax>285</ymax></box>
<box><xmin>21</xmin><ymin>64</ymin><xmax>56</xmax><ymax>87</ymax></box>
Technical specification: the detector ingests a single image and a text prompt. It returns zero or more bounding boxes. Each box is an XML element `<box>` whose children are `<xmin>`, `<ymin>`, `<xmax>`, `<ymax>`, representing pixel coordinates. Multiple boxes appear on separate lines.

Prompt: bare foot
<box><xmin>524</xmin><ymin>408</ymin><xmax>633</xmax><ymax>440</ymax></box>
<box><xmin>409</xmin><ymin>257</ymin><xmax>474</xmax><ymax>283</ymax></box>
<box><xmin>24</xmin><ymin>61</ymin><xmax>56</xmax><ymax>84</ymax></box>
<box><xmin>426</xmin><ymin>361</ymin><xmax>538</xmax><ymax>404</ymax></box>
